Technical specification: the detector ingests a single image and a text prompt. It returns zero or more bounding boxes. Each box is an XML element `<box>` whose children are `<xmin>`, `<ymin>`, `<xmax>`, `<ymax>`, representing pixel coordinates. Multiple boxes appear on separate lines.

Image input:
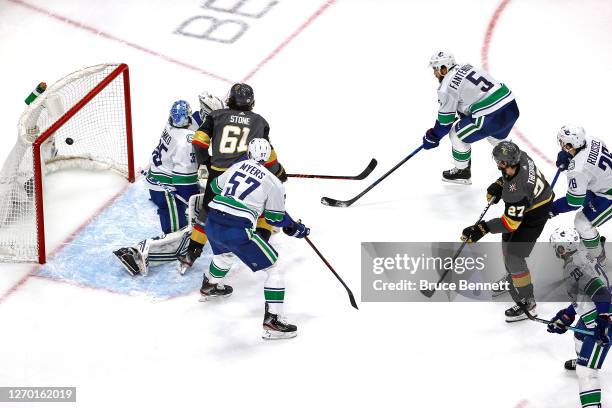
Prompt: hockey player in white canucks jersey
<box><xmin>113</xmin><ymin>94</ymin><xmax>225</xmax><ymax>276</ymax></box>
<box><xmin>146</xmin><ymin>100</ymin><xmax>199</xmax><ymax>233</ymax></box>
<box><xmin>200</xmin><ymin>138</ymin><xmax>309</xmax><ymax>339</ymax></box>
<box><xmin>422</xmin><ymin>51</ymin><xmax>520</xmax><ymax>184</ymax></box>
<box><xmin>548</xmin><ymin>227</ymin><xmax>611</xmax><ymax>408</ymax></box>
<box><xmin>552</xmin><ymin>125</ymin><xmax>612</xmax><ymax>263</ymax></box>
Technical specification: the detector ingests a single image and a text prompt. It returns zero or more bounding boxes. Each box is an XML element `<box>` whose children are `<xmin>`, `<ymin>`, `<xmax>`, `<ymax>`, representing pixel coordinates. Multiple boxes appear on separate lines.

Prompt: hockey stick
<box><xmin>287</xmin><ymin>159</ymin><xmax>378</xmax><ymax>180</ymax></box>
<box><xmin>551</xmin><ymin>168</ymin><xmax>561</xmax><ymax>189</ymax></box>
<box><xmin>321</xmin><ymin>146</ymin><xmax>424</xmax><ymax>207</ymax></box>
<box><xmin>305</xmin><ymin>236</ymin><xmax>358</xmax><ymax>310</ymax></box>
<box><xmin>140</xmin><ymin>169</ymin><xmax>189</xmax><ymax>205</ymax></box>
<box><xmin>420</xmin><ymin>198</ymin><xmax>495</xmax><ymax>298</ymax></box>
<box><xmin>516</xmin><ymin>302</ymin><xmax>595</xmax><ymax>336</ymax></box>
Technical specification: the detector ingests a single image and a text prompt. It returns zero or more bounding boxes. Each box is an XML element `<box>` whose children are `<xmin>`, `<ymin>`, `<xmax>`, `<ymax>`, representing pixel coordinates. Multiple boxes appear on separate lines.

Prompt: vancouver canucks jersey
<box><xmin>564</xmin><ymin>252</ymin><xmax>611</xmax><ymax>327</ymax></box>
<box><xmin>192</xmin><ymin>108</ymin><xmax>271</xmax><ymax>171</ymax></box>
<box><xmin>566</xmin><ymin>136</ymin><xmax>612</xmax><ymax>207</ymax></box>
<box><xmin>146</xmin><ymin>119</ymin><xmax>198</xmax><ymax>199</ymax></box>
<box><xmin>208</xmin><ymin>159</ymin><xmax>286</xmax><ymax>228</ymax></box>
<box><xmin>437</xmin><ymin>63</ymin><xmax>515</xmax><ymax>126</ymax></box>
<box><xmin>486</xmin><ymin>152</ymin><xmax>553</xmax><ymax>233</ymax></box>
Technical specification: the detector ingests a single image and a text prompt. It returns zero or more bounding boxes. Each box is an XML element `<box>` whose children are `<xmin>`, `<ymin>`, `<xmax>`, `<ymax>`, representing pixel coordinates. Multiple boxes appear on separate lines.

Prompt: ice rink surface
<box><xmin>0</xmin><ymin>0</ymin><xmax>611</xmax><ymax>407</ymax></box>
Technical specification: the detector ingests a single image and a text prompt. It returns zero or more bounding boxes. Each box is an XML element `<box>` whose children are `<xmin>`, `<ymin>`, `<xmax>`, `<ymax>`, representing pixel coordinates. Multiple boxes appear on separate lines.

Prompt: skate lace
<box><xmin>277</xmin><ymin>316</ymin><xmax>291</xmax><ymax>326</ymax></box>
<box><xmin>448</xmin><ymin>167</ymin><xmax>460</xmax><ymax>175</ymax></box>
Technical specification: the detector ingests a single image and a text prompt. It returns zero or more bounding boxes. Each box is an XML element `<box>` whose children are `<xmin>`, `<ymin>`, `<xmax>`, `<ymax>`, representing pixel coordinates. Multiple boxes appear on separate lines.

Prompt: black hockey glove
<box><xmin>275</xmin><ymin>163</ymin><xmax>288</xmax><ymax>183</ymax></box>
<box><xmin>594</xmin><ymin>314</ymin><xmax>611</xmax><ymax>346</ymax></box>
<box><xmin>422</xmin><ymin>129</ymin><xmax>441</xmax><ymax>150</ymax></box>
<box><xmin>547</xmin><ymin>307</ymin><xmax>576</xmax><ymax>334</ymax></box>
<box><xmin>556</xmin><ymin>150</ymin><xmax>572</xmax><ymax>171</ymax></box>
<box><xmin>283</xmin><ymin>220</ymin><xmax>310</xmax><ymax>239</ymax></box>
<box><xmin>461</xmin><ymin>221</ymin><xmax>489</xmax><ymax>243</ymax></box>
<box><xmin>486</xmin><ymin>178</ymin><xmax>503</xmax><ymax>204</ymax></box>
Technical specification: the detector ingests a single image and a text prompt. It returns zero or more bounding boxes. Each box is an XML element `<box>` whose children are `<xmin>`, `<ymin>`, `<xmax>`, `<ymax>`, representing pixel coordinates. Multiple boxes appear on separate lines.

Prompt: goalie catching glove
<box><xmin>461</xmin><ymin>221</ymin><xmax>489</xmax><ymax>243</ymax></box>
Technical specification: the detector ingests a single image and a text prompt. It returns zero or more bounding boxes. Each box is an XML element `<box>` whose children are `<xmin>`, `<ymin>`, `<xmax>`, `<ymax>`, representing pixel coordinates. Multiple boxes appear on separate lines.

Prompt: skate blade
<box><xmin>441</xmin><ymin>177</ymin><xmax>472</xmax><ymax>185</ymax></box>
<box><xmin>198</xmin><ymin>293</ymin><xmax>232</xmax><ymax>302</ymax></box>
<box><xmin>112</xmin><ymin>251</ymin><xmax>138</xmax><ymax>277</ymax></box>
<box><xmin>177</xmin><ymin>264</ymin><xmax>188</xmax><ymax>275</ymax></box>
<box><xmin>505</xmin><ymin>310</ymin><xmax>538</xmax><ymax>323</ymax></box>
<box><xmin>262</xmin><ymin>329</ymin><xmax>298</xmax><ymax>340</ymax></box>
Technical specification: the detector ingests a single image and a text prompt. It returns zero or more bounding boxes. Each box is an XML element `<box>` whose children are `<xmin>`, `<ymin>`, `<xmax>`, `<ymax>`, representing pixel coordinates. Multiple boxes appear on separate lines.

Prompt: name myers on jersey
<box><xmin>230</xmin><ymin>115</ymin><xmax>251</xmax><ymax>125</ymax></box>
<box><xmin>239</xmin><ymin>162</ymin><xmax>265</xmax><ymax>179</ymax></box>
<box><xmin>449</xmin><ymin>64</ymin><xmax>474</xmax><ymax>90</ymax></box>
<box><xmin>587</xmin><ymin>139</ymin><xmax>601</xmax><ymax>166</ymax></box>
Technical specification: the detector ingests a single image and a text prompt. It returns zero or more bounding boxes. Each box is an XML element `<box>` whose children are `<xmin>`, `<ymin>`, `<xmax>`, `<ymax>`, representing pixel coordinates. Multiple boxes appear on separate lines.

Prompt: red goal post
<box><xmin>0</xmin><ymin>63</ymin><xmax>135</xmax><ymax>264</ymax></box>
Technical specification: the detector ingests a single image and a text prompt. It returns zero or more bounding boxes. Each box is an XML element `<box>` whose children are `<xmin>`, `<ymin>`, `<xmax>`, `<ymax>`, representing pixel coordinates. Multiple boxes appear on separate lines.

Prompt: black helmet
<box><xmin>227</xmin><ymin>83</ymin><xmax>254</xmax><ymax>110</ymax></box>
<box><xmin>492</xmin><ymin>141</ymin><xmax>521</xmax><ymax>166</ymax></box>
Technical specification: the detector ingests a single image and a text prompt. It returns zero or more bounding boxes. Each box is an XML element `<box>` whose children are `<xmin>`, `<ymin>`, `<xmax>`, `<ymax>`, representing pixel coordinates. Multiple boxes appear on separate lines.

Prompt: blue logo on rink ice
<box><xmin>37</xmin><ymin>180</ymin><xmax>210</xmax><ymax>298</ymax></box>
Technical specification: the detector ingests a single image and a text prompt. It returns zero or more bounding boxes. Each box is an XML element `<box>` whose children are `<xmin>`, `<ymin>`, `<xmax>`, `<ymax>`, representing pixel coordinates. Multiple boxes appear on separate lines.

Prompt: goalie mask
<box><xmin>169</xmin><ymin>100</ymin><xmax>192</xmax><ymax>128</ymax></box>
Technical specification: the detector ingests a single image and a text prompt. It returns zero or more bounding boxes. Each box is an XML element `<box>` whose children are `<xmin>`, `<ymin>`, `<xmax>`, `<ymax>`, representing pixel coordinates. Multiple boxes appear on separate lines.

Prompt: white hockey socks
<box><xmin>576</xmin><ymin>364</ymin><xmax>601</xmax><ymax>408</ymax></box>
<box><xmin>263</xmin><ymin>263</ymin><xmax>285</xmax><ymax>315</ymax></box>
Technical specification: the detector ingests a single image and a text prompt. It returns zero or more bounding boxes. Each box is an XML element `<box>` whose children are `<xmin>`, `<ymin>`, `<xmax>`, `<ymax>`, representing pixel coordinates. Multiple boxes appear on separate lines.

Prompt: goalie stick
<box><xmin>287</xmin><ymin>159</ymin><xmax>378</xmax><ymax>180</ymax></box>
<box><xmin>321</xmin><ymin>145</ymin><xmax>423</xmax><ymax>207</ymax></box>
<box><xmin>420</xmin><ymin>198</ymin><xmax>495</xmax><ymax>298</ymax></box>
<box><xmin>517</xmin><ymin>302</ymin><xmax>595</xmax><ymax>337</ymax></box>
<box><xmin>305</xmin><ymin>236</ymin><xmax>358</xmax><ymax>310</ymax></box>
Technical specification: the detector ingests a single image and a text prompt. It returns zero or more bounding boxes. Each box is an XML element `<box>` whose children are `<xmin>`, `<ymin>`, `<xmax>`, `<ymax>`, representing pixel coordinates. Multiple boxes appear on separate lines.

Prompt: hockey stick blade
<box><xmin>288</xmin><ymin>158</ymin><xmax>378</xmax><ymax>180</ymax></box>
<box><xmin>320</xmin><ymin>145</ymin><xmax>424</xmax><ymax>208</ymax></box>
<box><xmin>305</xmin><ymin>237</ymin><xmax>358</xmax><ymax>310</ymax></box>
<box><xmin>320</xmin><ymin>196</ymin><xmax>353</xmax><ymax>207</ymax></box>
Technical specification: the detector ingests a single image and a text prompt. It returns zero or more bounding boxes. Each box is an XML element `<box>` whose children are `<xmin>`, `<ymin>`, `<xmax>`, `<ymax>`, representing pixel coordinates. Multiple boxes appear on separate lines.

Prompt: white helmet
<box><xmin>247</xmin><ymin>138</ymin><xmax>271</xmax><ymax>163</ymax></box>
<box><xmin>429</xmin><ymin>51</ymin><xmax>456</xmax><ymax>70</ymax></box>
<box><xmin>557</xmin><ymin>125</ymin><xmax>586</xmax><ymax>149</ymax></box>
<box><xmin>198</xmin><ymin>91</ymin><xmax>225</xmax><ymax>118</ymax></box>
<box><xmin>549</xmin><ymin>226</ymin><xmax>580</xmax><ymax>259</ymax></box>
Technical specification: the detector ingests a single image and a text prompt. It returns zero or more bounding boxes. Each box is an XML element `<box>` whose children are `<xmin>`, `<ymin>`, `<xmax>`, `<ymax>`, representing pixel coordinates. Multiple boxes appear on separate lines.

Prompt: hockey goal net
<box><xmin>0</xmin><ymin>63</ymin><xmax>134</xmax><ymax>264</ymax></box>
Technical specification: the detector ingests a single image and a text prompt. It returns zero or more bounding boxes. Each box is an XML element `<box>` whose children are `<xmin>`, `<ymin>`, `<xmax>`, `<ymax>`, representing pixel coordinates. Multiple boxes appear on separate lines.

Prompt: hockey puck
<box><xmin>65</xmin><ymin>137</ymin><xmax>74</xmax><ymax>145</ymax></box>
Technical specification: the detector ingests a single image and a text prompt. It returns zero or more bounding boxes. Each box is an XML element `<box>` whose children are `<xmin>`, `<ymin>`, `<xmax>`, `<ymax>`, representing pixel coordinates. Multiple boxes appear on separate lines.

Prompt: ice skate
<box><xmin>262</xmin><ymin>304</ymin><xmax>297</xmax><ymax>340</ymax></box>
<box><xmin>442</xmin><ymin>166</ymin><xmax>471</xmax><ymax>185</ymax></box>
<box><xmin>505</xmin><ymin>298</ymin><xmax>537</xmax><ymax>322</ymax></box>
<box><xmin>199</xmin><ymin>281</ymin><xmax>233</xmax><ymax>301</ymax></box>
<box><xmin>113</xmin><ymin>247</ymin><xmax>144</xmax><ymax>276</ymax></box>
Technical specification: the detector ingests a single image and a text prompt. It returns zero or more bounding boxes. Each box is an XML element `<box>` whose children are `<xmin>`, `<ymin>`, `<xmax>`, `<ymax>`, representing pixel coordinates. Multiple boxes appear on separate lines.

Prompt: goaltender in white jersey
<box><xmin>113</xmin><ymin>92</ymin><xmax>225</xmax><ymax>276</ymax></box>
